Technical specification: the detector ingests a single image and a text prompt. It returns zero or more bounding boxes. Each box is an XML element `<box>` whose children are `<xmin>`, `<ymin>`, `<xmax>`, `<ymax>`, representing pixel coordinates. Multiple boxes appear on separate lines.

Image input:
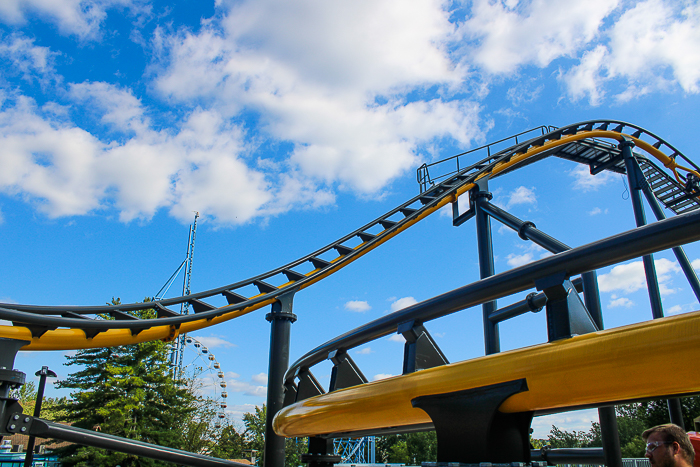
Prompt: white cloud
<box><xmin>1</xmin><ymin>0</ymin><xmax>492</xmax><ymax>225</ymax></box>
<box><xmin>608</xmin><ymin>296</ymin><xmax>633</xmax><ymax>308</ymax></box>
<box><xmin>598</xmin><ymin>258</ymin><xmax>681</xmax><ymax>295</ymax></box>
<box><xmin>531</xmin><ymin>408</ymin><xmax>598</xmax><ymax>439</ymax></box>
<box><xmin>588</xmin><ymin>207</ymin><xmax>608</xmax><ymax>216</ymax></box>
<box><xmin>505</xmin><ymin>186</ymin><xmax>536</xmax><ymax>209</ymax></box>
<box><xmin>0</xmin><ymin>0</ymin><xmax>150</xmax><ymax>40</ymax></box>
<box><xmin>506</xmin><ymin>79</ymin><xmax>544</xmax><ymax>106</ymax></box>
<box><xmin>355</xmin><ymin>347</ymin><xmax>373</xmax><ymax>355</ymax></box>
<box><xmin>225</xmin><ymin>372</ymin><xmax>267</xmax><ymax>397</ymax></box>
<box><xmin>192</xmin><ymin>335</ymin><xmax>237</xmax><ymax>349</ymax></box>
<box><xmin>152</xmin><ymin>0</ymin><xmax>487</xmax><ymax>196</ymax></box>
<box><xmin>559</xmin><ymin>45</ymin><xmax>608</xmax><ymax>105</ymax></box>
<box><xmin>251</xmin><ymin>373</ymin><xmax>267</xmax><ymax>385</ymax></box>
<box><xmin>225</xmin><ymin>403</ymin><xmax>258</xmax><ymax>424</ymax></box>
<box><xmin>459</xmin><ymin>0</ymin><xmax>619</xmax><ymax>75</ymax></box>
<box><xmin>0</xmin><ymin>34</ymin><xmax>56</xmax><ymax>80</ymax></box>
<box><xmin>505</xmin><ymin>242</ymin><xmax>546</xmax><ymax>268</ymax></box>
<box><xmin>507</xmin><ymin>252</ymin><xmax>534</xmax><ymax>268</ymax></box>
<box><xmin>569</xmin><ymin>164</ymin><xmax>617</xmax><ymax>192</ymax></box>
<box><xmin>390</xmin><ymin>296</ymin><xmax>418</xmax><ymax>312</ymax></box>
<box><xmin>0</xmin><ymin>91</ymin><xmax>330</xmax><ymax>224</ymax></box>
<box><xmin>560</xmin><ymin>0</ymin><xmax>700</xmax><ymax>103</ymax></box>
<box><xmin>344</xmin><ymin>300</ymin><xmax>371</xmax><ymax>313</ymax></box>
<box><xmin>388</xmin><ymin>334</ymin><xmax>405</xmax><ymax>343</ymax></box>
<box><xmin>693</xmin><ymin>259</ymin><xmax>700</xmax><ymax>271</ymax></box>
<box><xmin>666</xmin><ymin>305</ymin><xmax>683</xmax><ymax>315</ymax></box>
<box><xmin>373</xmin><ymin>373</ymin><xmax>395</xmax><ymax>381</ymax></box>
<box><xmin>606</xmin><ymin>0</ymin><xmax>700</xmax><ymax>94</ymax></box>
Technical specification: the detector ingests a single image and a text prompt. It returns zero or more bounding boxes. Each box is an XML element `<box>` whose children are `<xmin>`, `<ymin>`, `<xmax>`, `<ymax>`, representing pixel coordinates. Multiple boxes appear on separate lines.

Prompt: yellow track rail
<box><xmin>273</xmin><ymin>310</ymin><xmax>700</xmax><ymax>438</ymax></box>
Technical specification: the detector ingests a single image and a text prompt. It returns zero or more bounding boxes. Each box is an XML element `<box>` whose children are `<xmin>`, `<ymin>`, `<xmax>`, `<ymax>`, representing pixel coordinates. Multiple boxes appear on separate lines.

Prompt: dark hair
<box><xmin>642</xmin><ymin>424</ymin><xmax>695</xmax><ymax>465</ymax></box>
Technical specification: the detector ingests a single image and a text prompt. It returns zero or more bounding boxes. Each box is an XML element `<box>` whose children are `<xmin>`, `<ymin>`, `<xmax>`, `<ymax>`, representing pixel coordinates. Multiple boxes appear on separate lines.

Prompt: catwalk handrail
<box><xmin>284</xmin><ymin>208</ymin><xmax>700</xmax><ymax>384</ymax></box>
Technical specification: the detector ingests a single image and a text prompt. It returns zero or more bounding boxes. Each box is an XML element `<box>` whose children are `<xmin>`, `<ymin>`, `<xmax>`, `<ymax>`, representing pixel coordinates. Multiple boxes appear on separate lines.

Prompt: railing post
<box><xmin>23</xmin><ymin>366</ymin><xmax>57</xmax><ymax>467</ymax></box>
<box><xmin>621</xmin><ymin>139</ymin><xmax>685</xmax><ymax>429</ymax></box>
<box><xmin>265</xmin><ymin>292</ymin><xmax>297</xmax><ymax>467</ymax></box>
<box><xmin>473</xmin><ymin>179</ymin><xmax>499</xmax><ymax>354</ymax></box>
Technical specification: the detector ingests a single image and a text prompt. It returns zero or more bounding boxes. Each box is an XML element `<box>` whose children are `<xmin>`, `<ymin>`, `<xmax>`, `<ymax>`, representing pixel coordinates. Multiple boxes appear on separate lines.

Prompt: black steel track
<box><xmin>1</xmin><ymin>120</ymin><xmax>698</xmax><ymax>346</ymax></box>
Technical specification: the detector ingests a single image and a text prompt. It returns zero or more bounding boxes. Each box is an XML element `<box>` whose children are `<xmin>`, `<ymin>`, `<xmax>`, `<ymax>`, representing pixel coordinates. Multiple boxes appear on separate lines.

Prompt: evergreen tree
<box><xmin>54</xmin><ymin>300</ymin><xmax>199</xmax><ymax>467</ymax></box>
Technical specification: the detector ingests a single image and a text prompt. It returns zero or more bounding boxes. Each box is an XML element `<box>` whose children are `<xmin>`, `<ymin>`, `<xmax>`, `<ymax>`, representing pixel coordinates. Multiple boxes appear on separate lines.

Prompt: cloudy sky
<box><xmin>2</xmin><ymin>0</ymin><xmax>700</xmax><ymax>439</ymax></box>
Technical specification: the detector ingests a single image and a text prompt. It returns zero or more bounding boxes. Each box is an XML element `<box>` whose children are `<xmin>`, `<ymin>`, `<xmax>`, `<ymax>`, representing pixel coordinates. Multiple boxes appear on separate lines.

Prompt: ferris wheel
<box><xmin>181</xmin><ymin>335</ymin><xmax>229</xmax><ymax>429</ymax></box>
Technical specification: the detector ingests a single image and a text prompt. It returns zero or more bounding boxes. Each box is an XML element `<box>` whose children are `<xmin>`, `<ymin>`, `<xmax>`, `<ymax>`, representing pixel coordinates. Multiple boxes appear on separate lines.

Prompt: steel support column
<box><xmin>474</xmin><ymin>180</ymin><xmax>499</xmax><ymax>354</ymax></box>
<box><xmin>621</xmin><ymin>140</ymin><xmax>684</xmax><ymax>429</ymax></box>
<box><xmin>0</xmin><ymin>338</ymin><xmax>28</xmax><ymax>425</ymax></box>
<box><xmin>581</xmin><ymin>264</ymin><xmax>623</xmax><ymax>467</ymax></box>
<box><xmin>265</xmin><ymin>293</ymin><xmax>297</xmax><ymax>467</ymax></box>
<box><xmin>481</xmin><ymin>199</ymin><xmax>621</xmax><ymax>466</ymax></box>
<box><xmin>639</xmin><ymin>179</ymin><xmax>700</xmax><ymax>302</ymax></box>
<box><xmin>621</xmin><ymin>140</ymin><xmax>664</xmax><ymax>319</ymax></box>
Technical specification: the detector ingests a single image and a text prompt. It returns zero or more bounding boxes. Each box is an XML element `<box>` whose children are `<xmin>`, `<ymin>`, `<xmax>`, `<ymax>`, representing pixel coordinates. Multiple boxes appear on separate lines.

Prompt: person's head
<box><xmin>643</xmin><ymin>424</ymin><xmax>695</xmax><ymax>467</ymax></box>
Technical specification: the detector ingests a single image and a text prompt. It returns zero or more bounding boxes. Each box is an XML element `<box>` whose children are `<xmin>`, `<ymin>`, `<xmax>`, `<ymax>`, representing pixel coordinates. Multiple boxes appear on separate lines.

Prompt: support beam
<box><xmin>621</xmin><ymin>140</ymin><xmax>664</xmax><ymax>319</ymax></box>
<box><xmin>621</xmin><ymin>140</ymin><xmax>684</xmax><ymax>430</ymax></box>
<box><xmin>412</xmin><ymin>379</ymin><xmax>532</xmax><ymax>463</ymax></box>
<box><xmin>639</xmin><ymin>176</ymin><xmax>700</xmax><ymax>302</ymax></box>
<box><xmin>473</xmin><ymin>180</ymin><xmax>499</xmax><ymax>354</ymax></box>
<box><xmin>265</xmin><ymin>292</ymin><xmax>297</xmax><ymax>467</ymax></box>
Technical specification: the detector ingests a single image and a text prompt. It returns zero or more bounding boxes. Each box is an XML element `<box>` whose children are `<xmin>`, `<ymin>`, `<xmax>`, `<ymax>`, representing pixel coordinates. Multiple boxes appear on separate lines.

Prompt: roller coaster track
<box><xmin>1</xmin><ymin>119</ymin><xmax>698</xmax><ymax>351</ymax></box>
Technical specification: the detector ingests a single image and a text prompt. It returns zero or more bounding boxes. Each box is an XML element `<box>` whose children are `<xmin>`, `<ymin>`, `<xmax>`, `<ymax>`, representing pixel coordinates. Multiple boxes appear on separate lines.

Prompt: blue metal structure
<box><xmin>333</xmin><ymin>437</ymin><xmax>375</xmax><ymax>464</ymax></box>
<box><xmin>153</xmin><ymin>212</ymin><xmax>200</xmax><ymax>375</ymax></box>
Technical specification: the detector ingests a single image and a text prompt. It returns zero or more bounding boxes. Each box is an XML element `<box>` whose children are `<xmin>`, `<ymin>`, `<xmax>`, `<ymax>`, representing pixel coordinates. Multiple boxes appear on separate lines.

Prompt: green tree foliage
<box><xmin>54</xmin><ymin>300</ymin><xmax>199</xmax><ymax>467</ymax></box>
<box><xmin>376</xmin><ymin>432</ymin><xmax>437</xmax><ymax>465</ymax></box>
<box><xmin>637</xmin><ymin>396</ymin><xmax>700</xmax><ymax>431</ymax></box>
<box><xmin>242</xmin><ymin>404</ymin><xmax>308</xmax><ymax>467</ymax></box>
<box><xmin>10</xmin><ymin>381</ymin><xmax>68</xmax><ymax>421</ymax></box>
<box><xmin>537</xmin><ymin>397</ymin><xmax>700</xmax><ymax>459</ymax></box>
<box><xmin>545</xmin><ymin>425</ymin><xmax>598</xmax><ymax>448</ymax></box>
<box><xmin>210</xmin><ymin>424</ymin><xmax>247</xmax><ymax>460</ymax></box>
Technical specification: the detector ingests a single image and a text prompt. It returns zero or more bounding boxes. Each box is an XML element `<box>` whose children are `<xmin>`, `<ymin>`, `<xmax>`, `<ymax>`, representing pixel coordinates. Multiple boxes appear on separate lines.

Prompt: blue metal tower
<box><xmin>154</xmin><ymin>212</ymin><xmax>200</xmax><ymax>376</ymax></box>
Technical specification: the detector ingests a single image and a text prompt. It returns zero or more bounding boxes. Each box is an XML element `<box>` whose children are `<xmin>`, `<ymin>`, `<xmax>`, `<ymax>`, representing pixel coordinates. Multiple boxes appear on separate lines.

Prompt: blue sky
<box><xmin>1</xmin><ymin>0</ymin><xmax>700</xmax><ymax>440</ymax></box>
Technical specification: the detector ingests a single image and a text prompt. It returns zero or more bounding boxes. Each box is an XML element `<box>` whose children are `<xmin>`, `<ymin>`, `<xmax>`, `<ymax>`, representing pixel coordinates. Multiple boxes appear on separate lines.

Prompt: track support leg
<box><xmin>412</xmin><ymin>379</ymin><xmax>533</xmax><ymax>464</ymax></box>
<box><xmin>0</xmin><ymin>338</ymin><xmax>29</xmax><ymax>436</ymax></box>
<box><xmin>302</xmin><ymin>437</ymin><xmax>341</xmax><ymax>467</ymax></box>
<box><xmin>265</xmin><ymin>292</ymin><xmax>297</xmax><ymax>467</ymax></box>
